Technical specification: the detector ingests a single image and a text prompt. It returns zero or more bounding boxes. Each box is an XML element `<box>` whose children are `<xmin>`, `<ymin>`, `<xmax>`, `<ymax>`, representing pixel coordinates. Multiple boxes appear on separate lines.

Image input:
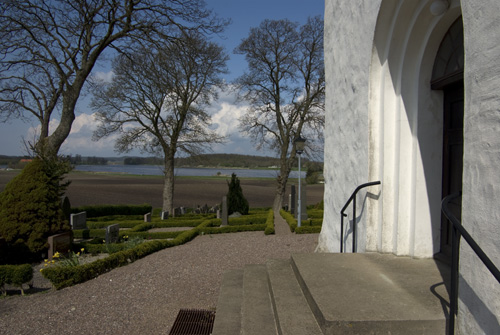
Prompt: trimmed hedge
<box><xmin>71</xmin><ymin>204</ymin><xmax>152</xmax><ymax>218</ymax></box>
<box><xmin>264</xmin><ymin>210</ymin><xmax>275</xmax><ymax>235</ymax></box>
<box><xmin>72</xmin><ymin>229</ymin><xmax>184</xmax><ymax>241</ymax></box>
<box><xmin>295</xmin><ymin>226</ymin><xmax>322</xmax><ymax>234</ymax></box>
<box><xmin>41</xmin><ymin>222</ymin><xmax>210</xmax><ymax>289</ymax></box>
<box><xmin>198</xmin><ymin>224</ymin><xmax>266</xmax><ymax>235</ymax></box>
<box><xmin>280</xmin><ymin>209</ymin><xmax>297</xmax><ymax>232</ymax></box>
<box><xmin>87</xmin><ymin>218</ymin><xmax>204</xmax><ymax>229</ymax></box>
<box><xmin>0</xmin><ymin>264</ymin><xmax>33</xmax><ymax>295</ymax></box>
<box><xmin>228</xmin><ymin>215</ymin><xmax>267</xmax><ymax>226</ymax></box>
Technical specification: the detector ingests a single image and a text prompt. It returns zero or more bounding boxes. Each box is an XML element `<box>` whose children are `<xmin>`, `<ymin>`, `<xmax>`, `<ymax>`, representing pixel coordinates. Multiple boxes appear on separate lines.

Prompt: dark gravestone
<box><xmin>48</xmin><ymin>231</ymin><xmax>73</xmax><ymax>260</ymax></box>
<box><xmin>70</xmin><ymin>211</ymin><xmax>87</xmax><ymax>230</ymax></box>
<box><xmin>105</xmin><ymin>224</ymin><xmax>120</xmax><ymax>244</ymax></box>
<box><xmin>173</xmin><ymin>207</ymin><xmax>181</xmax><ymax>217</ymax></box>
<box><xmin>144</xmin><ymin>212</ymin><xmax>152</xmax><ymax>222</ymax></box>
<box><xmin>161</xmin><ymin>211</ymin><xmax>169</xmax><ymax>220</ymax></box>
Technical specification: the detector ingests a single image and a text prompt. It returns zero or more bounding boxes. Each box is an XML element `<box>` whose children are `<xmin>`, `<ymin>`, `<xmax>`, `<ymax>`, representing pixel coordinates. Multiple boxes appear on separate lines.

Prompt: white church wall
<box><xmin>317</xmin><ymin>0</ymin><xmax>382</xmax><ymax>253</ymax></box>
<box><xmin>458</xmin><ymin>1</ymin><xmax>500</xmax><ymax>333</ymax></box>
<box><xmin>320</xmin><ymin>0</ymin><xmax>500</xmax><ymax>333</ymax></box>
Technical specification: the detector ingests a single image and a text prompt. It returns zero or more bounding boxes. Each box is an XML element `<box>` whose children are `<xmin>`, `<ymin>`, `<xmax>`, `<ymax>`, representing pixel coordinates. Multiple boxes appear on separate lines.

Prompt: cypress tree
<box><xmin>226</xmin><ymin>173</ymin><xmax>249</xmax><ymax>215</ymax></box>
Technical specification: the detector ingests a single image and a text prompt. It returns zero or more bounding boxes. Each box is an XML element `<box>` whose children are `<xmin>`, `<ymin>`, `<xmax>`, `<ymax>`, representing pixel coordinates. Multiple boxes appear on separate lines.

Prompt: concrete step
<box><xmin>241</xmin><ymin>264</ymin><xmax>278</xmax><ymax>335</ymax></box>
<box><xmin>291</xmin><ymin>253</ymin><xmax>450</xmax><ymax>335</ymax></box>
<box><xmin>211</xmin><ymin>269</ymin><xmax>243</xmax><ymax>335</ymax></box>
<box><xmin>266</xmin><ymin>259</ymin><xmax>323</xmax><ymax>335</ymax></box>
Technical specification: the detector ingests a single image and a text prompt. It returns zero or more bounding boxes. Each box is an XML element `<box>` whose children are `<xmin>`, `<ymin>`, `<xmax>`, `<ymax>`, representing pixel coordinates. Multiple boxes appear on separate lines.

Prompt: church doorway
<box><xmin>431</xmin><ymin>18</ymin><xmax>464</xmax><ymax>257</ymax></box>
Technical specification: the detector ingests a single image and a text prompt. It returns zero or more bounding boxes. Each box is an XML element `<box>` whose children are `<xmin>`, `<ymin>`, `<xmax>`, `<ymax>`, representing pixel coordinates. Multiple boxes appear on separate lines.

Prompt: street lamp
<box><xmin>294</xmin><ymin>136</ymin><xmax>306</xmax><ymax>227</ymax></box>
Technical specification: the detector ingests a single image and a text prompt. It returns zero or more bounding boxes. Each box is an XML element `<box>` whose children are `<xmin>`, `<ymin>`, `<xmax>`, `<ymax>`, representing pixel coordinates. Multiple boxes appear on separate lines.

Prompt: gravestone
<box><xmin>180</xmin><ymin>207</ymin><xmax>186</xmax><ymax>215</ymax></box>
<box><xmin>221</xmin><ymin>196</ymin><xmax>228</xmax><ymax>226</ymax></box>
<box><xmin>48</xmin><ymin>231</ymin><xmax>73</xmax><ymax>260</ymax></box>
<box><xmin>173</xmin><ymin>207</ymin><xmax>181</xmax><ymax>217</ymax></box>
<box><xmin>144</xmin><ymin>212</ymin><xmax>151</xmax><ymax>222</ymax></box>
<box><xmin>161</xmin><ymin>211</ymin><xmax>169</xmax><ymax>220</ymax></box>
<box><xmin>70</xmin><ymin>211</ymin><xmax>87</xmax><ymax>230</ymax></box>
<box><xmin>290</xmin><ymin>185</ymin><xmax>296</xmax><ymax>215</ymax></box>
<box><xmin>217</xmin><ymin>209</ymin><xmax>221</xmax><ymax>219</ymax></box>
<box><xmin>105</xmin><ymin>224</ymin><xmax>120</xmax><ymax>244</ymax></box>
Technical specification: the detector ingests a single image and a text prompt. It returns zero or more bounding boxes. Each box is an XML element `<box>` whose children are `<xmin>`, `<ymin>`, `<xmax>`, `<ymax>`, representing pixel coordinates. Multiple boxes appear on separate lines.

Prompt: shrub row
<box><xmin>198</xmin><ymin>224</ymin><xmax>266</xmax><ymax>235</ymax></box>
<box><xmin>72</xmin><ymin>229</ymin><xmax>183</xmax><ymax>241</ymax></box>
<box><xmin>42</xmin><ymin>221</ymin><xmax>212</xmax><ymax>289</ymax></box>
<box><xmin>295</xmin><ymin>226</ymin><xmax>322</xmax><ymax>234</ymax></box>
<box><xmin>264</xmin><ymin>210</ymin><xmax>275</xmax><ymax>235</ymax></box>
<box><xmin>280</xmin><ymin>209</ymin><xmax>297</xmax><ymax>232</ymax></box>
<box><xmin>306</xmin><ymin>209</ymin><xmax>324</xmax><ymax>219</ymax></box>
<box><xmin>87</xmin><ymin>218</ymin><xmax>204</xmax><ymax>229</ymax></box>
<box><xmin>71</xmin><ymin>204</ymin><xmax>152</xmax><ymax>218</ymax></box>
<box><xmin>228</xmin><ymin>215</ymin><xmax>267</xmax><ymax>226</ymax></box>
<box><xmin>0</xmin><ymin>264</ymin><xmax>33</xmax><ymax>295</ymax></box>
<box><xmin>87</xmin><ymin>214</ymin><xmax>144</xmax><ymax>223</ymax></box>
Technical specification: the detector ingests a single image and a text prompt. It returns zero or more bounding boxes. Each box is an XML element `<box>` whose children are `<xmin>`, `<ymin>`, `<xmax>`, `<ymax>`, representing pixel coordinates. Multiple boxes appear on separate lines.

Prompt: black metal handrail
<box><xmin>441</xmin><ymin>192</ymin><xmax>500</xmax><ymax>335</ymax></box>
<box><xmin>340</xmin><ymin>181</ymin><xmax>381</xmax><ymax>253</ymax></box>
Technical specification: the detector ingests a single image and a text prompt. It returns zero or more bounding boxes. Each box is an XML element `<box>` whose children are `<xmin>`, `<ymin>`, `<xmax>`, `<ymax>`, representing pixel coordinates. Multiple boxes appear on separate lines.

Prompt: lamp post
<box><xmin>294</xmin><ymin>136</ymin><xmax>306</xmax><ymax>227</ymax></box>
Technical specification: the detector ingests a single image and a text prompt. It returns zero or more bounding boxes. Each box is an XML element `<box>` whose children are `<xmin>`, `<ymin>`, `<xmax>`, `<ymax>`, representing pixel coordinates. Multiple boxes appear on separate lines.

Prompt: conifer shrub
<box><xmin>0</xmin><ymin>158</ymin><xmax>71</xmax><ymax>263</ymax></box>
<box><xmin>226</xmin><ymin>173</ymin><xmax>249</xmax><ymax>215</ymax></box>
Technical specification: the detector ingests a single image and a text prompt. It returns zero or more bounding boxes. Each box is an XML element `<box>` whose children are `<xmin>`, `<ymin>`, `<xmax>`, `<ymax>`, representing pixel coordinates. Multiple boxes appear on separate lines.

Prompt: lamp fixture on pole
<box><xmin>294</xmin><ymin>136</ymin><xmax>306</xmax><ymax>227</ymax></box>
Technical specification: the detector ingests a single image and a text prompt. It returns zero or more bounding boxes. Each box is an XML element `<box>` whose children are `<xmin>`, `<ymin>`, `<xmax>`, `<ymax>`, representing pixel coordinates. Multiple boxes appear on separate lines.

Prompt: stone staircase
<box><xmin>212</xmin><ymin>253</ymin><xmax>450</xmax><ymax>335</ymax></box>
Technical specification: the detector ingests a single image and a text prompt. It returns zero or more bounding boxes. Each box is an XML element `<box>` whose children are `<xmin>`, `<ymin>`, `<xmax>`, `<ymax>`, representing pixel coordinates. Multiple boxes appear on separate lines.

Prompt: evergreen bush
<box><xmin>0</xmin><ymin>158</ymin><xmax>71</xmax><ymax>263</ymax></box>
<box><xmin>226</xmin><ymin>173</ymin><xmax>249</xmax><ymax>215</ymax></box>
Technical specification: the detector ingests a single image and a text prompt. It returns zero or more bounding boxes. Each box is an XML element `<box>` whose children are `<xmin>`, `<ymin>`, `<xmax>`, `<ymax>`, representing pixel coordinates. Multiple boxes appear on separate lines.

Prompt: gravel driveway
<box><xmin>0</xmin><ymin>218</ymin><xmax>319</xmax><ymax>335</ymax></box>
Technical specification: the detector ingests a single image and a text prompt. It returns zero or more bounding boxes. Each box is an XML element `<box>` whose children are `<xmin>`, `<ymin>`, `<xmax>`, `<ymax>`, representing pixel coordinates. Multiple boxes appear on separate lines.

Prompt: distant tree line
<box><xmin>64</xmin><ymin>155</ymin><xmax>106</xmax><ymax>165</ymax></box>
<box><xmin>124</xmin><ymin>157</ymin><xmax>163</xmax><ymax>165</ymax></box>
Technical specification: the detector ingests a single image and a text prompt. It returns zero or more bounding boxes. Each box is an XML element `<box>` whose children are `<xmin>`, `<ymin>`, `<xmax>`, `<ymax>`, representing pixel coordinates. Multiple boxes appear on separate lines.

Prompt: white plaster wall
<box><xmin>458</xmin><ymin>1</ymin><xmax>500</xmax><ymax>333</ymax></box>
<box><xmin>316</xmin><ymin>0</ymin><xmax>381</xmax><ymax>253</ymax></box>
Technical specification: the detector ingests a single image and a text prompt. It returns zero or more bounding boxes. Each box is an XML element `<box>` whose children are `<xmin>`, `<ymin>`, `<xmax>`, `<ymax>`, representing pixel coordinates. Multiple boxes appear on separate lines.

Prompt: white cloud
<box><xmin>92</xmin><ymin>70</ymin><xmax>114</xmax><ymax>83</ymax></box>
<box><xmin>20</xmin><ymin>90</ymin><xmax>270</xmax><ymax>157</ymax></box>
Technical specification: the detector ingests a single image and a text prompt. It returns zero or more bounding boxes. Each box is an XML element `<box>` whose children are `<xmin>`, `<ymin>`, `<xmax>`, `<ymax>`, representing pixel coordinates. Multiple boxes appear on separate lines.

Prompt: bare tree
<box><xmin>0</xmin><ymin>0</ymin><xmax>227</xmax><ymax>157</ymax></box>
<box><xmin>235</xmin><ymin>16</ymin><xmax>325</xmax><ymax>210</ymax></box>
<box><xmin>91</xmin><ymin>33</ymin><xmax>228</xmax><ymax>213</ymax></box>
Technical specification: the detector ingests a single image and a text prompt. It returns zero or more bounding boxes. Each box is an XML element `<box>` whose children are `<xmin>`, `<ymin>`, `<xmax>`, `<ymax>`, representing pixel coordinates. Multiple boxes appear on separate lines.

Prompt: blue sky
<box><xmin>0</xmin><ymin>1</ymin><xmax>324</xmax><ymax>158</ymax></box>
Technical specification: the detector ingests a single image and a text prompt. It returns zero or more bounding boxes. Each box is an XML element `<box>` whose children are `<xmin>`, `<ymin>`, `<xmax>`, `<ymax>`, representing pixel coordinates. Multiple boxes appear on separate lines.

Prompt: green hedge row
<box><xmin>87</xmin><ymin>218</ymin><xmax>204</xmax><ymax>229</ymax></box>
<box><xmin>198</xmin><ymin>224</ymin><xmax>266</xmax><ymax>235</ymax></box>
<box><xmin>228</xmin><ymin>215</ymin><xmax>267</xmax><ymax>226</ymax></box>
<box><xmin>306</xmin><ymin>209</ymin><xmax>324</xmax><ymax>219</ymax></box>
<box><xmin>280</xmin><ymin>209</ymin><xmax>297</xmax><ymax>232</ymax></box>
<box><xmin>41</xmin><ymin>221</ymin><xmax>213</xmax><ymax>289</ymax></box>
<box><xmin>264</xmin><ymin>210</ymin><xmax>275</xmax><ymax>235</ymax></box>
<box><xmin>71</xmin><ymin>204</ymin><xmax>152</xmax><ymax>218</ymax></box>
<box><xmin>87</xmin><ymin>215</ymin><xmax>144</xmax><ymax>223</ymax></box>
<box><xmin>295</xmin><ymin>226</ymin><xmax>322</xmax><ymax>234</ymax></box>
<box><xmin>72</xmin><ymin>229</ymin><xmax>184</xmax><ymax>240</ymax></box>
<box><xmin>0</xmin><ymin>264</ymin><xmax>33</xmax><ymax>295</ymax></box>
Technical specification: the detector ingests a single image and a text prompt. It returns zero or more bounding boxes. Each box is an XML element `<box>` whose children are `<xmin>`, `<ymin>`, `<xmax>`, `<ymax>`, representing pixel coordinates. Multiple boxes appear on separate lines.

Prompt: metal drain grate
<box><xmin>169</xmin><ymin>309</ymin><xmax>216</xmax><ymax>335</ymax></box>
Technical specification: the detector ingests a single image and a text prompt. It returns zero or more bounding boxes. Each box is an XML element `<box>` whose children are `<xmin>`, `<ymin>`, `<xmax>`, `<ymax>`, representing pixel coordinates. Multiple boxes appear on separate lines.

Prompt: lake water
<box><xmin>73</xmin><ymin>164</ymin><xmax>305</xmax><ymax>178</ymax></box>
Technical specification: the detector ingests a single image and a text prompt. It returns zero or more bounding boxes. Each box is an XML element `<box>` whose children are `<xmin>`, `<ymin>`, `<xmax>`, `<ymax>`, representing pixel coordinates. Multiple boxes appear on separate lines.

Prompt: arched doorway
<box><xmin>431</xmin><ymin>18</ymin><xmax>464</xmax><ymax>257</ymax></box>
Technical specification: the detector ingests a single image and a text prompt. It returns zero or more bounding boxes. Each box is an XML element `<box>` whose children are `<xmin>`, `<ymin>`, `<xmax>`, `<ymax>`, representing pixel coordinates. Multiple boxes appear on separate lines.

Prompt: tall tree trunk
<box><xmin>39</xmin><ymin>81</ymin><xmax>83</xmax><ymax>157</ymax></box>
<box><xmin>162</xmin><ymin>152</ymin><xmax>175</xmax><ymax>214</ymax></box>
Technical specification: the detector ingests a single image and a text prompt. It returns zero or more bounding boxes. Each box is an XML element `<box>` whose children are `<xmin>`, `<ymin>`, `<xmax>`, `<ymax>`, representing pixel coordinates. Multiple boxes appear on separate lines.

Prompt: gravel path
<box><xmin>0</xmin><ymin>214</ymin><xmax>318</xmax><ymax>335</ymax></box>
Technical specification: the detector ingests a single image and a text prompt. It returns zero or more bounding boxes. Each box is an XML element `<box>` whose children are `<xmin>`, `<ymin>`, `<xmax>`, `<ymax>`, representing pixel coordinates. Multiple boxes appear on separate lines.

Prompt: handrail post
<box><xmin>352</xmin><ymin>194</ymin><xmax>357</xmax><ymax>253</ymax></box>
<box><xmin>340</xmin><ymin>181</ymin><xmax>381</xmax><ymax>253</ymax></box>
